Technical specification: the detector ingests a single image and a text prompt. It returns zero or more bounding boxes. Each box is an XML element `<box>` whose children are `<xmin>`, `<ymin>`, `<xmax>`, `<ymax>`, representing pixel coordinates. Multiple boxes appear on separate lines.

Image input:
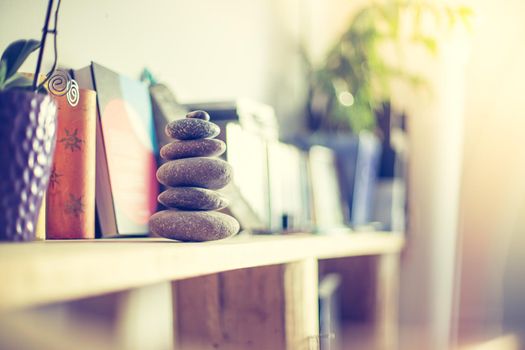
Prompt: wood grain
<box><xmin>320</xmin><ymin>254</ymin><xmax>400</xmax><ymax>349</ymax></box>
<box><xmin>284</xmin><ymin>259</ymin><xmax>319</xmax><ymax>350</ymax></box>
<box><xmin>175</xmin><ymin>260</ymin><xmax>320</xmax><ymax>350</ymax></box>
<box><xmin>0</xmin><ymin>233</ymin><xmax>404</xmax><ymax>311</ymax></box>
<box><xmin>175</xmin><ymin>265</ymin><xmax>287</xmax><ymax>350</ymax></box>
<box><xmin>374</xmin><ymin>253</ymin><xmax>400</xmax><ymax>350</ymax></box>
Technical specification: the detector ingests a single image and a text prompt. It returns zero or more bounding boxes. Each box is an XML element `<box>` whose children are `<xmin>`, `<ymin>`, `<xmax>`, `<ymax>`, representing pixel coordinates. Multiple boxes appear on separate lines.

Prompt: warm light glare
<box><xmin>338</xmin><ymin>91</ymin><xmax>354</xmax><ymax>106</ymax></box>
<box><xmin>1</xmin><ymin>0</ymin><xmax>525</xmax><ymax>349</ymax></box>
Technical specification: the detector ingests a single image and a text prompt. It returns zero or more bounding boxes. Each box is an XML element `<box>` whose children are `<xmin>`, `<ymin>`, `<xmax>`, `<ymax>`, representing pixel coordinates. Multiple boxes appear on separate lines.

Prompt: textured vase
<box><xmin>0</xmin><ymin>90</ymin><xmax>57</xmax><ymax>241</ymax></box>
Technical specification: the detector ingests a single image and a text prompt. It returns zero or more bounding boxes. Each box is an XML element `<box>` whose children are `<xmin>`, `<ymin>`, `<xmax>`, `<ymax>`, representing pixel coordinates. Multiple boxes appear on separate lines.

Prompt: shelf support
<box><xmin>174</xmin><ymin>259</ymin><xmax>319</xmax><ymax>350</ymax></box>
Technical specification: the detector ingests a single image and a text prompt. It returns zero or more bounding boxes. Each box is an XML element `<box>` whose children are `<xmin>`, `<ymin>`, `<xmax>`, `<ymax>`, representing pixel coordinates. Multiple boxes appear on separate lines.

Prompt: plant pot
<box><xmin>0</xmin><ymin>90</ymin><xmax>57</xmax><ymax>241</ymax></box>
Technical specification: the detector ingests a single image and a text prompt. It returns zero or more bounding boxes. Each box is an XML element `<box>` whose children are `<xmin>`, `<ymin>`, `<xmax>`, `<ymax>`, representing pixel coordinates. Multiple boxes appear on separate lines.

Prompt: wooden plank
<box><xmin>319</xmin><ymin>256</ymin><xmax>377</xmax><ymax>322</ymax></box>
<box><xmin>0</xmin><ymin>283</ymin><xmax>174</xmax><ymax>350</ymax></box>
<box><xmin>114</xmin><ymin>282</ymin><xmax>174</xmax><ymax>350</ymax></box>
<box><xmin>374</xmin><ymin>253</ymin><xmax>400</xmax><ymax>350</ymax></box>
<box><xmin>0</xmin><ymin>233</ymin><xmax>404</xmax><ymax>311</ymax></box>
<box><xmin>320</xmin><ymin>254</ymin><xmax>400</xmax><ymax>350</ymax></box>
<box><xmin>175</xmin><ymin>265</ymin><xmax>287</xmax><ymax>350</ymax></box>
<box><xmin>284</xmin><ymin>259</ymin><xmax>319</xmax><ymax>350</ymax></box>
<box><xmin>175</xmin><ymin>260</ymin><xmax>320</xmax><ymax>350</ymax></box>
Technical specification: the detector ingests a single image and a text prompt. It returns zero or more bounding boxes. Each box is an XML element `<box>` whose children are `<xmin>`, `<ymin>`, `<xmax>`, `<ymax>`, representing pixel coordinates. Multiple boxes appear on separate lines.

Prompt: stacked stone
<box><xmin>149</xmin><ymin>111</ymin><xmax>240</xmax><ymax>242</ymax></box>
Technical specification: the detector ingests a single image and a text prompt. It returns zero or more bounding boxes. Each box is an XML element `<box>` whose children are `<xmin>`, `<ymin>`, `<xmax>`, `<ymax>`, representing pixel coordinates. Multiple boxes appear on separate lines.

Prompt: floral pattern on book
<box><xmin>59</xmin><ymin>128</ymin><xmax>83</xmax><ymax>152</ymax></box>
<box><xmin>49</xmin><ymin>166</ymin><xmax>62</xmax><ymax>190</ymax></box>
<box><xmin>64</xmin><ymin>194</ymin><xmax>84</xmax><ymax>217</ymax></box>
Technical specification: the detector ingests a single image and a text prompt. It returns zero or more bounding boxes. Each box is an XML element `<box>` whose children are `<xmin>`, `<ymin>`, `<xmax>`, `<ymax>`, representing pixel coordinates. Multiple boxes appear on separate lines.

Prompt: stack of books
<box><xmin>46</xmin><ymin>63</ymin><xmax>159</xmax><ymax>239</ymax></box>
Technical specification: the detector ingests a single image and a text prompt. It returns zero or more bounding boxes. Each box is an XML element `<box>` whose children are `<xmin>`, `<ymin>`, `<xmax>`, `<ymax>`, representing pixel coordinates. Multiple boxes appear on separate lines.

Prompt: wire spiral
<box><xmin>48</xmin><ymin>69</ymin><xmax>79</xmax><ymax>107</ymax></box>
<box><xmin>66</xmin><ymin>79</ymin><xmax>79</xmax><ymax>107</ymax></box>
<box><xmin>47</xmin><ymin>70</ymin><xmax>70</xmax><ymax>96</ymax></box>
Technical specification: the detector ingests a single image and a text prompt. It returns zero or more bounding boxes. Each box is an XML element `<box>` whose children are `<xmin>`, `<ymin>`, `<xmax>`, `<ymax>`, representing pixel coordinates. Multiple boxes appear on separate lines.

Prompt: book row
<box><xmin>43</xmin><ymin>62</ymin><xmax>406</xmax><ymax>239</ymax></box>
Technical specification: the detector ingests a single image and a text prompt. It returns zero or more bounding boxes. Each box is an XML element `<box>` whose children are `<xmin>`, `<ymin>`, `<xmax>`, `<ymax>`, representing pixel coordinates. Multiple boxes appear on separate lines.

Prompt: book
<box><xmin>224</xmin><ymin>121</ymin><xmax>270</xmax><ymax>232</ymax></box>
<box><xmin>148</xmin><ymin>83</ymin><xmax>188</xmax><ymax>149</ymax></box>
<box><xmin>185</xmin><ymin>99</ymin><xmax>279</xmax><ymax>233</ymax></box>
<box><xmin>46</xmin><ymin>89</ymin><xmax>97</xmax><ymax>239</ymax></box>
<box><xmin>372</xmin><ymin>178</ymin><xmax>406</xmax><ymax>231</ymax></box>
<box><xmin>299</xmin><ymin>132</ymin><xmax>381</xmax><ymax>229</ymax></box>
<box><xmin>349</xmin><ymin>132</ymin><xmax>381</xmax><ymax>229</ymax></box>
<box><xmin>308</xmin><ymin>146</ymin><xmax>348</xmax><ymax>234</ymax></box>
<box><xmin>35</xmin><ymin>198</ymin><xmax>46</xmax><ymax>240</ymax></box>
<box><xmin>372</xmin><ymin>103</ymin><xmax>407</xmax><ymax>231</ymax></box>
<box><xmin>74</xmin><ymin>63</ymin><xmax>159</xmax><ymax>236</ymax></box>
<box><xmin>267</xmin><ymin>141</ymin><xmax>310</xmax><ymax>232</ymax></box>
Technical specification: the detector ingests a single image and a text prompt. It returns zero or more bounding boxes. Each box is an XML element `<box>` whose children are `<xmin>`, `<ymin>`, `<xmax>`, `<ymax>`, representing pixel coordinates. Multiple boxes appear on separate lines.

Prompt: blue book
<box><xmin>75</xmin><ymin>62</ymin><xmax>159</xmax><ymax>237</ymax></box>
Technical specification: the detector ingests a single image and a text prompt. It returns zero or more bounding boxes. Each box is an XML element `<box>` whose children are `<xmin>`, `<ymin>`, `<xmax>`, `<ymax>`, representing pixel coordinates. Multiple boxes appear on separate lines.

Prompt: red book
<box><xmin>74</xmin><ymin>63</ymin><xmax>159</xmax><ymax>237</ymax></box>
<box><xmin>46</xmin><ymin>89</ymin><xmax>97</xmax><ymax>239</ymax></box>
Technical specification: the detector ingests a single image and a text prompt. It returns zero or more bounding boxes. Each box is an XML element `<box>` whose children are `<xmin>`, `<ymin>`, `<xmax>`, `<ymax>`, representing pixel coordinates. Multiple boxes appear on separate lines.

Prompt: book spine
<box><xmin>73</xmin><ymin>65</ymin><xmax>118</xmax><ymax>237</ymax></box>
<box><xmin>46</xmin><ymin>89</ymin><xmax>97</xmax><ymax>239</ymax></box>
<box><xmin>35</xmin><ymin>198</ymin><xmax>46</xmax><ymax>240</ymax></box>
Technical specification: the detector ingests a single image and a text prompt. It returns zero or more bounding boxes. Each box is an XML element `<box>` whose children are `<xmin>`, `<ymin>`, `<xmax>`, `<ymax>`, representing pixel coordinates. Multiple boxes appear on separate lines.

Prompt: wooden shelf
<box><xmin>0</xmin><ymin>232</ymin><xmax>403</xmax><ymax>311</ymax></box>
<box><xmin>341</xmin><ymin>322</ymin><xmax>382</xmax><ymax>349</ymax></box>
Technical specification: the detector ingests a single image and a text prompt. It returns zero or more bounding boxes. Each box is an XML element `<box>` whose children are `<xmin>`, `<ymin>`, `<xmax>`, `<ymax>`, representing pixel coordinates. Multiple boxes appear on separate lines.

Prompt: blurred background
<box><xmin>1</xmin><ymin>0</ymin><xmax>524</xmax><ymax>349</ymax></box>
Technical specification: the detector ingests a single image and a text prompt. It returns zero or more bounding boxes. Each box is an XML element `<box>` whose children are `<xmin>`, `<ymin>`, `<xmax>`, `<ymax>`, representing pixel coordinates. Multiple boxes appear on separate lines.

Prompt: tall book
<box><xmin>148</xmin><ymin>83</ymin><xmax>187</xmax><ymax>148</ymax></box>
<box><xmin>349</xmin><ymin>132</ymin><xmax>381</xmax><ymax>228</ymax></box>
<box><xmin>308</xmin><ymin>146</ymin><xmax>347</xmax><ymax>233</ymax></box>
<box><xmin>46</xmin><ymin>89</ymin><xmax>97</xmax><ymax>239</ymax></box>
<box><xmin>74</xmin><ymin>63</ymin><xmax>159</xmax><ymax>236</ymax></box>
<box><xmin>304</xmin><ymin>133</ymin><xmax>381</xmax><ymax>229</ymax></box>
<box><xmin>267</xmin><ymin>141</ymin><xmax>309</xmax><ymax>232</ymax></box>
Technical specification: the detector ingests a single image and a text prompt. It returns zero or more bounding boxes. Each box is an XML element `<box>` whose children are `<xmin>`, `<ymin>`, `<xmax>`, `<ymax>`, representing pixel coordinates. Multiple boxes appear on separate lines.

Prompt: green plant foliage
<box><xmin>307</xmin><ymin>1</ymin><xmax>472</xmax><ymax>133</ymax></box>
<box><xmin>0</xmin><ymin>39</ymin><xmax>40</xmax><ymax>91</ymax></box>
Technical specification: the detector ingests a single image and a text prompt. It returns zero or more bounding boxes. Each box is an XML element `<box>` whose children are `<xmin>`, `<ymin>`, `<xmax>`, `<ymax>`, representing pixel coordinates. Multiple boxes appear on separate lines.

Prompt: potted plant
<box><xmin>0</xmin><ymin>39</ymin><xmax>58</xmax><ymax>241</ymax></box>
<box><xmin>307</xmin><ymin>1</ymin><xmax>472</xmax><ymax>132</ymax></box>
<box><xmin>303</xmin><ymin>1</ymin><xmax>472</xmax><ymax>228</ymax></box>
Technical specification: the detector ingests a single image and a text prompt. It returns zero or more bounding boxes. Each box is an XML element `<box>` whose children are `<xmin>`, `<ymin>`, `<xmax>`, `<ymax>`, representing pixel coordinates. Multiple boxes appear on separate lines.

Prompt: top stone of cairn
<box><xmin>186</xmin><ymin>110</ymin><xmax>210</xmax><ymax>121</ymax></box>
<box><xmin>165</xmin><ymin>117</ymin><xmax>219</xmax><ymax>140</ymax></box>
<box><xmin>166</xmin><ymin>111</ymin><xmax>220</xmax><ymax>140</ymax></box>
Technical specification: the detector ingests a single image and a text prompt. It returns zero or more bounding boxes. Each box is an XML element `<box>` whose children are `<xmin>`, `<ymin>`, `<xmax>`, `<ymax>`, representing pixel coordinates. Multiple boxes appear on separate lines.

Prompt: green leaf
<box><xmin>412</xmin><ymin>35</ymin><xmax>438</xmax><ymax>56</ymax></box>
<box><xmin>2</xmin><ymin>73</ymin><xmax>33</xmax><ymax>90</ymax></box>
<box><xmin>458</xmin><ymin>5</ymin><xmax>474</xmax><ymax>18</ymax></box>
<box><xmin>457</xmin><ymin>5</ymin><xmax>474</xmax><ymax>31</ymax></box>
<box><xmin>0</xmin><ymin>39</ymin><xmax>40</xmax><ymax>79</ymax></box>
<box><xmin>445</xmin><ymin>7</ymin><xmax>457</xmax><ymax>28</ymax></box>
<box><xmin>0</xmin><ymin>60</ymin><xmax>6</xmax><ymax>87</ymax></box>
<box><xmin>308</xmin><ymin>0</ymin><xmax>473</xmax><ymax>133</ymax></box>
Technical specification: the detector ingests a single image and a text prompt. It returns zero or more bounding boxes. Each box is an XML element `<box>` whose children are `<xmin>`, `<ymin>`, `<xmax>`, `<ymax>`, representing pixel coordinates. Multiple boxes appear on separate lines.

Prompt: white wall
<box><xmin>0</xmin><ymin>0</ymin><xmax>306</xmax><ymax>136</ymax></box>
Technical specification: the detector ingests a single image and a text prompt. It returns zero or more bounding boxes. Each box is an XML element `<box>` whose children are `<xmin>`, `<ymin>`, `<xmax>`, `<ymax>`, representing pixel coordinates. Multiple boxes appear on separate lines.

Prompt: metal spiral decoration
<box><xmin>48</xmin><ymin>70</ymin><xmax>69</xmax><ymax>96</ymax></box>
<box><xmin>66</xmin><ymin>79</ymin><xmax>79</xmax><ymax>107</ymax></box>
<box><xmin>48</xmin><ymin>69</ymin><xmax>79</xmax><ymax>107</ymax></box>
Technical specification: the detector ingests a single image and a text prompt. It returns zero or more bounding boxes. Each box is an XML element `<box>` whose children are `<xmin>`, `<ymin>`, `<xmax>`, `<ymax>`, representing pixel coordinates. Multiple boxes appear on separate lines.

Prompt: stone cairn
<box><xmin>149</xmin><ymin>110</ymin><xmax>240</xmax><ymax>241</ymax></box>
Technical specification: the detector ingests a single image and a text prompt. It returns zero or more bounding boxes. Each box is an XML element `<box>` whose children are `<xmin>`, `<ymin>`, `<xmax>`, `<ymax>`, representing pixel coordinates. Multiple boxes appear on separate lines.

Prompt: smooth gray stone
<box><xmin>160</xmin><ymin>139</ymin><xmax>226</xmax><ymax>160</ymax></box>
<box><xmin>149</xmin><ymin>210</ymin><xmax>240</xmax><ymax>242</ymax></box>
<box><xmin>157</xmin><ymin>157</ymin><xmax>232</xmax><ymax>190</ymax></box>
<box><xmin>165</xmin><ymin>118</ymin><xmax>220</xmax><ymax>140</ymax></box>
<box><xmin>186</xmin><ymin>110</ymin><xmax>210</xmax><ymax>121</ymax></box>
<box><xmin>158</xmin><ymin>187</ymin><xmax>228</xmax><ymax>211</ymax></box>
